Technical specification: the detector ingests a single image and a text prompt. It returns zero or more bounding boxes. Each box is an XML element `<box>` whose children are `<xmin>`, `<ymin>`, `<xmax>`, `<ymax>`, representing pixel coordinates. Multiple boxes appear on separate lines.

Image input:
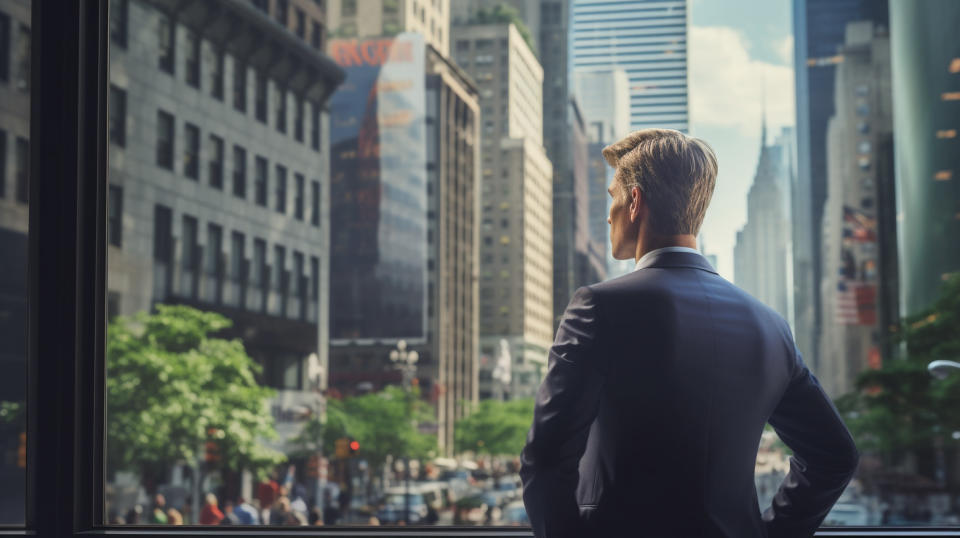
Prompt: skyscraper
<box><xmin>792</xmin><ymin>0</ymin><xmax>888</xmax><ymax>374</ymax></box>
<box><xmin>889</xmin><ymin>0</ymin><xmax>960</xmax><ymax>317</ymax></box>
<box><xmin>817</xmin><ymin>21</ymin><xmax>895</xmax><ymax>398</ymax></box>
<box><xmin>734</xmin><ymin>116</ymin><xmax>791</xmax><ymax>322</ymax></box>
<box><xmin>572</xmin><ymin>0</ymin><xmax>689</xmax><ymax>133</ymax></box>
<box><xmin>451</xmin><ymin>0</ymin><xmax>585</xmax><ymax>327</ymax></box>
<box><xmin>452</xmin><ymin>22</ymin><xmax>554</xmax><ymax>402</ymax></box>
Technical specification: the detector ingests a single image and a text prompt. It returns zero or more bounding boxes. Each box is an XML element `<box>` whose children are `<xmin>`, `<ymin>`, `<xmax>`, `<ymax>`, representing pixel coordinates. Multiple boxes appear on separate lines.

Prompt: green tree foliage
<box><xmin>454</xmin><ymin>398</ymin><xmax>534</xmax><ymax>456</ymax></box>
<box><xmin>291</xmin><ymin>386</ymin><xmax>436</xmax><ymax>468</ymax></box>
<box><xmin>107</xmin><ymin>305</ymin><xmax>285</xmax><ymax>480</ymax></box>
<box><xmin>472</xmin><ymin>3</ymin><xmax>538</xmax><ymax>57</ymax></box>
<box><xmin>836</xmin><ymin>274</ymin><xmax>960</xmax><ymax>457</ymax></box>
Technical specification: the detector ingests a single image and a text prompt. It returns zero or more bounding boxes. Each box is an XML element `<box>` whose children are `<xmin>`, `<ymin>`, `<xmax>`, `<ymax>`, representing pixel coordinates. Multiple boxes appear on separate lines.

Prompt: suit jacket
<box><xmin>520</xmin><ymin>250</ymin><xmax>859</xmax><ymax>538</ymax></box>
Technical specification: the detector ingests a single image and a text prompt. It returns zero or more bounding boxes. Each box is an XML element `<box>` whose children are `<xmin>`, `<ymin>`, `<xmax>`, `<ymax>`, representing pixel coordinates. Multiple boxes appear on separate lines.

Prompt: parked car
<box><xmin>376</xmin><ymin>487</ymin><xmax>429</xmax><ymax>524</ymax></box>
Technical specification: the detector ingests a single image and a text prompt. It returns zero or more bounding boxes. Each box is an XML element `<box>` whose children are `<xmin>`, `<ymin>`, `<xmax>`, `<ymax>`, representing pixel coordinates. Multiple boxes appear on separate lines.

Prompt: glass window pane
<box><xmin>102</xmin><ymin>0</ymin><xmax>960</xmax><ymax>531</ymax></box>
<box><xmin>0</xmin><ymin>0</ymin><xmax>29</xmax><ymax>524</ymax></box>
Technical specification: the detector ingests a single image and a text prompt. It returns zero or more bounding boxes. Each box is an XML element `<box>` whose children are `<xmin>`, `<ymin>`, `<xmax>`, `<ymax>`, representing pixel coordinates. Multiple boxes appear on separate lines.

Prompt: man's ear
<box><xmin>629</xmin><ymin>186</ymin><xmax>643</xmax><ymax>223</ymax></box>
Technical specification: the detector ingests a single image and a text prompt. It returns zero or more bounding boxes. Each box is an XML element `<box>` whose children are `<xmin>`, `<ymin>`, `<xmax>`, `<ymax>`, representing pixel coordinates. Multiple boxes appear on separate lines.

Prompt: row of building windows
<box><xmin>109</xmin><ymin>0</ymin><xmax>323</xmax><ymax>152</ymax></box>
<box><xmin>153</xmin><ymin>204</ymin><xmax>321</xmax><ymax>300</ymax></box>
<box><xmin>109</xmin><ymin>100</ymin><xmax>323</xmax><ymax>226</ymax></box>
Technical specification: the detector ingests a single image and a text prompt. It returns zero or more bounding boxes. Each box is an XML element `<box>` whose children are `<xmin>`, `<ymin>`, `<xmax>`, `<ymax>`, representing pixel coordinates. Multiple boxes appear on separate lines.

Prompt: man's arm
<box><xmin>764</xmin><ymin>346</ymin><xmax>860</xmax><ymax>538</ymax></box>
<box><xmin>520</xmin><ymin>286</ymin><xmax>604</xmax><ymax>538</ymax></box>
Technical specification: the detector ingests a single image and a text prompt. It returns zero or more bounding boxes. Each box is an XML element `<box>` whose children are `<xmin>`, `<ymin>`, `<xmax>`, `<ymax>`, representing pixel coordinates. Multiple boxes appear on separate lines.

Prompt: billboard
<box><xmin>328</xmin><ymin>34</ymin><xmax>428</xmax><ymax>342</ymax></box>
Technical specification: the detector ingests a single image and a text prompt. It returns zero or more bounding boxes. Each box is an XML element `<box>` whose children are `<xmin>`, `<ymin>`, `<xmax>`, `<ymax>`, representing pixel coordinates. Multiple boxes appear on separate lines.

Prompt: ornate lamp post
<box><xmin>390</xmin><ymin>340</ymin><xmax>418</xmax><ymax>524</ymax></box>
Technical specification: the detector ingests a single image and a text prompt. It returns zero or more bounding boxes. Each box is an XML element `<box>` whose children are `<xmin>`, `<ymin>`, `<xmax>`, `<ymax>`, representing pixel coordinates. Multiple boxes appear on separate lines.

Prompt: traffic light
<box><xmin>335</xmin><ymin>437</ymin><xmax>349</xmax><ymax>459</ymax></box>
<box><xmin>349</xmin><ymin>440</ymin><xmax>360</xmax><ymax>455</ymax></box>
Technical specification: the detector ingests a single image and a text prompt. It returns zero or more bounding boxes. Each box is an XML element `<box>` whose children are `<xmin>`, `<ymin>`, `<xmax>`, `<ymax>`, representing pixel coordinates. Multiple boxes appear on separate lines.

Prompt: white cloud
<box><xmin>689</xmin><ymin>26</ymin><xmax>795</xmax><ymax>137</ymax></box>
<box><xmin>775</xmin><ymin>35</ymin><xmax>794</xmax><ymax>65</ymax></box>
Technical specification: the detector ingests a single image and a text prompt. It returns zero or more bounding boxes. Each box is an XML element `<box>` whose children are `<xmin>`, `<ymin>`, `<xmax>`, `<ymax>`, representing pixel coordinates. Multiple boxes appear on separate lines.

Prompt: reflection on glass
<box><xmin>0</xmin><ymin>0</ymin><xmax>29</xmax><ymax>524</ymax></box>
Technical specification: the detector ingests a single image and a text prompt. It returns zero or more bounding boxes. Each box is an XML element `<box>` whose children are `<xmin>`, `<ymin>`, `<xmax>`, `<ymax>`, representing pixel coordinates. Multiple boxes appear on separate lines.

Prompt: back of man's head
<box><xmin>602</xmin><ymin>128</ymin><xmax>718</xmax><ymax>236</ymax></box>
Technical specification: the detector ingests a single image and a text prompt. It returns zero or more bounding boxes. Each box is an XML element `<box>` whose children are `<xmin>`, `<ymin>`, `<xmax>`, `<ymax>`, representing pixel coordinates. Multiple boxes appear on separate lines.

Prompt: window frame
<box><xmin>21</xmin><ymin>0</ymin><xmax>953</xmax><ymax>536</ymax></box>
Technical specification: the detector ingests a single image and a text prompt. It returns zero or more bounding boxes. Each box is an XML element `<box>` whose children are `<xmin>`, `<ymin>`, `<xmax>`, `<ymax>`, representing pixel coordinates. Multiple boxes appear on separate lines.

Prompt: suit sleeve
<box><xmin>520</xmin><ymin>286</ymin><xmax>603</xmax><ymax>538</ymax></box>
<box><xmin>763</xmin><ymin>344</ymin><xmax>860</xmax><ymax>538</ymax></box>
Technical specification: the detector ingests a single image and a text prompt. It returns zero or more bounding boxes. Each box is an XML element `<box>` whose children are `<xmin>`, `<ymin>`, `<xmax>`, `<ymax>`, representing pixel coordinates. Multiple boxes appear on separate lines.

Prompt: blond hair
<box><xmin>602</xmin><ymin>128</ymin><xmax>718</xmax><ymax>235</ymax></box>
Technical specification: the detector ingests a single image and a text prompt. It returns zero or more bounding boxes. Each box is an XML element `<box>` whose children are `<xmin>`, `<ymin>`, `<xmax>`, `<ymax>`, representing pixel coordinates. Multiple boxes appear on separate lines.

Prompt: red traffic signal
<box><xmin>349</xmin><ymin>440</ymin><xmax>360</xmax><ymax>452</ymax></box>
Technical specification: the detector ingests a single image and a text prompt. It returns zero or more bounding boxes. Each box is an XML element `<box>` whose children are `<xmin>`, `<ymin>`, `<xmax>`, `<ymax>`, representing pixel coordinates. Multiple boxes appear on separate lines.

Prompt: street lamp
<box><xmin>928</xmin><ymin>360</ymin><xmax>960</xmax><ymax>379</ymax></box>
<box><xmin>389</xmin><ymin>340</ymin><xmax>418</xmax><ymax>524</ymax></box>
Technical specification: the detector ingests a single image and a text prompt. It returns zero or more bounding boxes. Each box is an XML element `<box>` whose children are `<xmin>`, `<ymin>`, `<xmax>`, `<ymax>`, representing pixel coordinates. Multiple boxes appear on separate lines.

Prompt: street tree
<box><xmin>836</xmin><ymin>274</ymin><xmax>960</xmax><ymax>465</ymax></box>
<box><xmin>454</xmin><ymin>398</ymin><xmax>534</xmax><ymax>456</ymax></box>
<box><xmin>106</xmin><ymin>305</ymin><xmax>285</xmax><ymax>485</ymax></box>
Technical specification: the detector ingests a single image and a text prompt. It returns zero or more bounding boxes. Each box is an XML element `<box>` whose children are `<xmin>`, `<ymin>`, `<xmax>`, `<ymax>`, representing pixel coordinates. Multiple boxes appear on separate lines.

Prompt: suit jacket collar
<box><xmin>638</xmin><ymin>249</ymin><xmax>718</xmax><ymax>275</ymax></box>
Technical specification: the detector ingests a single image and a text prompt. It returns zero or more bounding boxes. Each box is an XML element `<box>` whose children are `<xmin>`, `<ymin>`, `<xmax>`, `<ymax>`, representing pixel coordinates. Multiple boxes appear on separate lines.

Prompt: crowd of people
<box><xmin>112</xmin><ymin>472</ymin><xmax>363</xmax><ymax>526</ymax></box>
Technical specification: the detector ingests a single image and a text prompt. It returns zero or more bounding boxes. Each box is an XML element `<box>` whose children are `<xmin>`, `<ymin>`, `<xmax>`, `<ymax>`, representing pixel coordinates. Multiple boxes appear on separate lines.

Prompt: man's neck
<box><xmin>634</xmin><ymin>234</ymin><xmax>698</xmax><ymax>263</ymax></box>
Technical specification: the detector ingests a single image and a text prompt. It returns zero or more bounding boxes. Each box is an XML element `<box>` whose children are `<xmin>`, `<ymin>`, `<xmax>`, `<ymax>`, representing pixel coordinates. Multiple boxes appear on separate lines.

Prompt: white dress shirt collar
<box><xmin>634</xmin><ymin>246</ymin><xmax>703</xmax><ymax>272</ymax></box>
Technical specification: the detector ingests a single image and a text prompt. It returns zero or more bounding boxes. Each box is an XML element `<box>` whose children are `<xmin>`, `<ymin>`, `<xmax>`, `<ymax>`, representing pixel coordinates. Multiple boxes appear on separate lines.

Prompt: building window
<box><xmin>292</xmin><ymin>251</ymin><xmax>304</xmax><ymax>301</ymax></box>
<box><xmin>273</xmin><ymin>245</ymin><xmax>286</xmax><ymax>294</ymax></box>
<box><xmin>295</xmin><ymin>8</ymin><xmax>305</xmax><ymax>39</ymax></box>
<box><xmin>0</xmin><ymin>13</ymin><xmax>8</xmax><ymax>82</ymax></box>
<box><xmin>15</xmin><ymin>24</ymin><xmax>28</xmax><ymax>91</ymax></box>
<box><xmin>255</xmin><ymin>156</ymin><xmax>268</xmax><ymax>206</ymax></box>
<box><xmin>252</xmin><ymin>238</ymin><xmax>267</xmax><ymax>289</ymax></box>
<box><xmin>211</xmin><ymin>48</ymin><xmax>224</xmax><ymax>100</ymax></box>
<box><xmin>154</xmin><ymin>205</ymin><xmax>173</xmax><ymax>262</ymax></box>
<box><xmin>310</xmin><ymin>255</ymin><xmax>319</xmax><ymax>301</ymax></box>
<box><xmin>230</xmin><ymin>231</ymin><xmax>245</xmax><ymax>282</ymax></box>
<box><xmin>276</xmin><ymin>0</ymin><xmax>289</xmax><ymax>25</ymax></box>
<box><xmin>294</xmin><ymin>98</ymin><xmax>304</xmax><ymax>142</ymax></box>
<box><xmin>185</xmin><ymin>31</ymin><xmax>200</xmax><ymax>88</ymax></box>
<box><xmin>205</xmin><ymin>223</ymin><xmax>223</xmax><ymax>278</ymax></box>
<box><xmin>184</xmin><ymin>123</ymin><xmax>200</xmax><ymax>180</ymax></box>
<box><xmin>275</xmin><ymin>86</ymin><xmax>287</xmax><ymax>133</ymax></box>
<box><xmin>310</xmin><ymin>179</ymin><xmax>320</xmax><ymax>227</ymax></box>
<box><xmin>109</xmin><ymin>0</ymin><xmax>128</xmax><ymax>48</ymax></box>
<box><xmin>108</xmin><ymin>185</ymin><xmax>123</xmax><ymax>247</ymax></box>
<box><xmin>109</xmin><ymin>85</ymin><xmax>126</xmax><ymax>147</ymax></box>
<box><xmin>311</xmin><ymin>21</ymin><xmax>323</xmax><ymax>50</ymax></box>
<box><xmin>311</xmin><ymin>104</ymin><xmax>321</xmax><ymax>151</ymax></box>
<box><xmin>255</xmin><ymin>72</ymin><xmax>268</xmax><ymax>123</ymax></box>
<box><xmin>343</xmin><ymin>0</ymin><xmax>357</xmax><ymax>16</ymax></box>
<box><xmin>156</xmin><ymin>110</ymin><xmax>174</xmax><ymax>169</ymax></box>
<box><xmin>275</xmin><ymin>164</ymin><xmax>287</xmax><ymax>213</ymax></box>
<box><xmin>158</xmin><ymin>14</ymin><xmax>175</xmax><ymax>74</ymax></box>
<box><xmin>231</xmin><ymin>145</ymin><xmax>247</xmax><ymax>198</ymax></box>
<box><xmin>232</xmin><ymin>59</ymin><xmax>247</xmax><ymax>112</ymax></box>
<box><xmin>294</xmin><ymin>173</ymin><xmax>305</xmax><ymax>220</ymax></box>
<box><xmin>208</xmin><ymin>134</ymin><xmax>224</xmax><ymax>189</ymax></box>
<box><xmin>182</xmin><ymin>215</ymin><xmax>198</xmax><ymax>270</ymax></box>
<box><xmin>0</xmin><ymin>130</ymin><xmax>5</xmax><ymax>198</ymax></box>
<box><xmin>107</xmin><ymin>292</ymin><xmax>121</xmax><ymax>321</ymax></box>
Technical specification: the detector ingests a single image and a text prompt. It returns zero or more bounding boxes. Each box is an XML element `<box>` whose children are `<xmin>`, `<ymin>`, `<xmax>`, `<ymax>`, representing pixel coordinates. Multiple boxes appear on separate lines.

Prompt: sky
<box><xmin>688</xmin><ymin>0</ymin><xmax>795</xmax><ymax>280</ymax></box>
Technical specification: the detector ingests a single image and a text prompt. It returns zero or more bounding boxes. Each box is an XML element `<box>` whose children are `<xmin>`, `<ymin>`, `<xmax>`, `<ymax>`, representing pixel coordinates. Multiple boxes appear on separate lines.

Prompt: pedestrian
<box><xmin>269</xmin><ymin>496</ymin><xmax>292</xmax><ymax>525</ymax></box>
<box><xmin>148</xmin><ymin>494</ymin><xmax>168</xmax><ymax>524</ymax></box>
<box><xmin>235</xmin><ymin>498</ymin><xmax>259</xmax><ymax>525</ymax></box>
<box><xmin>322</xmin><ymin>490</ymin><xmax>340</xmax><ymax>525</ymax></box>
<box><xmin>220</xmin><ymin>499</ymin><xmax>241</xmax><ymax>525</ymax></box>
<box><xmin>124</xmin><ymin>504</ymin><xmax>142</xmax><ymax>525</ymax></box>
<box><xmin>256</xmin><ymin>472</ymin><xmax>280</xmax><ymax>522</ymax></box>
<box><xmin>165</xmin><ymin>508</ymin><xmax>183</xmax><ymax>525</ymax></box>
<box><xmin>308</xmin><ymin>507</ymin><xmax>324</xmax><ymax>526</ymax></box>
<box><xmin>199</xmin><ymin>493</ymin><xmax>224</xmax><ymax>525</ymax></box>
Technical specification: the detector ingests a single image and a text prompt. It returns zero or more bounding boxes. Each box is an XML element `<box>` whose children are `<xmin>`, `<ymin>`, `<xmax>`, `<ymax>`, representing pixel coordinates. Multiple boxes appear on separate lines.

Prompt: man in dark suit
<box><xmin>520</xmin><ymin>129</ymin><xmax>859</xmax><ymax>537</ymax></box>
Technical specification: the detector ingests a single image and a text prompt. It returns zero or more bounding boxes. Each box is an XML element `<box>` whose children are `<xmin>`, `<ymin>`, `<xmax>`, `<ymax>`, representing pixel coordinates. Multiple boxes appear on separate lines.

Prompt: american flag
<box><xmin>835</xmin><ymin>280</ymin><xmax>877</xmax><ymax>325</ymax></box>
